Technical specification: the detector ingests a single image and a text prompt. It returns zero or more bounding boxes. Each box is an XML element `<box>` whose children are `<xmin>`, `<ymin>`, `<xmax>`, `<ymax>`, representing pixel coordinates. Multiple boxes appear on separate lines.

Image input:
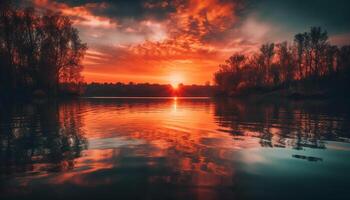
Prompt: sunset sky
<box><xmin>21</xmin><ymin>0</ymin><xmax>350</xmax><ymax>84</ymax></box>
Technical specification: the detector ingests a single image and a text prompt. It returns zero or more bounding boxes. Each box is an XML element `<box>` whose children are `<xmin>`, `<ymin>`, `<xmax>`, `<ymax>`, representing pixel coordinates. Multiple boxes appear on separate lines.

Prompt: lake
<box><xmin>1</xmin><ymin>97</ymin><xmax>350</xmax><ymax>200</ymax></box>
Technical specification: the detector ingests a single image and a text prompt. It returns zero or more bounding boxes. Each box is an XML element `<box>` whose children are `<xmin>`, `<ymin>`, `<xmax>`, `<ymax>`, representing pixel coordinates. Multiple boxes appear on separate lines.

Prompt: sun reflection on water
<box><xmin>173</xmin><ymin>97</ymin><xmax>178</xmax><ymax>112</ymax></box>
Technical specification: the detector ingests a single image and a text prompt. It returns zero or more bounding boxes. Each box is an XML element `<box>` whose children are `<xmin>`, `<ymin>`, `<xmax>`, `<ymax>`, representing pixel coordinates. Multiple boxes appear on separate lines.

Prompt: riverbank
<box><xmin>219</xmin><ymin>78</ymin><xmax>350</xmax><ymax>101</ymax></box>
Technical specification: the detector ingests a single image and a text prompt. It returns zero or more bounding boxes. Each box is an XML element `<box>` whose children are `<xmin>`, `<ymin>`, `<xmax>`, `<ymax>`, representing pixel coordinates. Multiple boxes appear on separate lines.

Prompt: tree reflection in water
<box><xmin>0</xmin><ymin>101</ymin><xmax>87</xmax><ymax>175</ymax></box>
<box><xmin>214</xmin><ymin>99</ymin><xmax>350</xmax><ymax>150</ymax></box>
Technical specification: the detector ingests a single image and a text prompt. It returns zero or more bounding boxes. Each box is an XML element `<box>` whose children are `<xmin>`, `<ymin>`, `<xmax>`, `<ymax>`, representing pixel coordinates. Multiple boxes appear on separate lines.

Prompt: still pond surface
<box><xmin>1</xmin><ymin>97</ymin><xmax>350</xmax><ymax>200</ymax></box>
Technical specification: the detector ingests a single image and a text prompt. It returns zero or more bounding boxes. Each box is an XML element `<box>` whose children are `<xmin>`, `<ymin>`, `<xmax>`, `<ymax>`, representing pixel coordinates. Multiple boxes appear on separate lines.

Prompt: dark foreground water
<box><xmin>1</xmin><ymin>97</ymin><xmax>350</xmax><ymax>200</ymax></box>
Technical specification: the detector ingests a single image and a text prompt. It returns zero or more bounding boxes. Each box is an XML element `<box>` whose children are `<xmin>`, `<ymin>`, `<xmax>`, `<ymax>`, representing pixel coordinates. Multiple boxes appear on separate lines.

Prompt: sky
<box><xmin>21</xmin><ymin>0</ymin><xmax>350</xmax><ymax>84</ymax></box>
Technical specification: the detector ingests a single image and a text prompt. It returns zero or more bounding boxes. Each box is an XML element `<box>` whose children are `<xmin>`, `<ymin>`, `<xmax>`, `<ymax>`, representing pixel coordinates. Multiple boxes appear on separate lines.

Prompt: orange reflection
<box><xmin>5</xmin><ymin>98</ymin><xmax>345</xmax><ymax>199</ymax></box>
<box><xmin>79</xmin><ymin>98</ymin><xmax>238</xmax><ymax>189</ymax></box>
<box><xmin>48</xmin><ymin>149</ymin><xmax>116</xmax><ymax>185</ymax></box>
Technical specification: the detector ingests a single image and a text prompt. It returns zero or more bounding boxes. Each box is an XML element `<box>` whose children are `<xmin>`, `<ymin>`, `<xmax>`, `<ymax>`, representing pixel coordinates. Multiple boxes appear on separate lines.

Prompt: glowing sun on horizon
<box><xmin>169</xmin><ymin>74</ymin><xmax>183</xmax><ymax>90</ymax></box>
<box><xmin>172</xmin><ymin>83</ymin><xmax>179</xmax><ymax>90</ymax></box>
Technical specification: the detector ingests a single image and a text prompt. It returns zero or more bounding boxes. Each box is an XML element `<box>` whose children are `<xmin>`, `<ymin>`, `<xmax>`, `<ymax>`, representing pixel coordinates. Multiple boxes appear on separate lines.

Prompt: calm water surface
<box><xmin>1</xmin><ymin>98</ymin><xmax>350</xmax><ymax>200</ymax></box>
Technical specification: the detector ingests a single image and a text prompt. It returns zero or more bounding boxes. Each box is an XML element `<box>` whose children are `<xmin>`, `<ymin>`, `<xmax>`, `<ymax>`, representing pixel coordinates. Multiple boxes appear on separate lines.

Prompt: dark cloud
<box><xmin>247</xmin><ymin>0</ymin><xmax>350</xmax><ymax>34</ymax></box>
<box><xmin>53</xmin><ymin>0</ymin><xmax>181</xmax><ymax>21</ymax></box>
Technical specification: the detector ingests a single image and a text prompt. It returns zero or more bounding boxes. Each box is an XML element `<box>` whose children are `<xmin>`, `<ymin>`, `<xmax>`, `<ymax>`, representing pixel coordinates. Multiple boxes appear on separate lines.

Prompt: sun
<box><xmin>169</xmin><ymin>74</ymin><xmax>183</xmax><ymax>90</ymax></box>
<box><xmin>171</xmin><ymin>83</ymin><xmax>179</xmax><ymax>90</ymax></box>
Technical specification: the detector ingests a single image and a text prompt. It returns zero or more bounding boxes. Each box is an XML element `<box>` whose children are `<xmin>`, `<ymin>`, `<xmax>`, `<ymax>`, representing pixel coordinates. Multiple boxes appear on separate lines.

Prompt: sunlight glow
<box><xmin>172</xmin><ymin>83</ymin><xmax>179</xmax><ymax>90</ymax></box>
<box><xmin>169</xmin><ymin>74</ymin><xmax>183</xmax><ymax>90</ymax></box>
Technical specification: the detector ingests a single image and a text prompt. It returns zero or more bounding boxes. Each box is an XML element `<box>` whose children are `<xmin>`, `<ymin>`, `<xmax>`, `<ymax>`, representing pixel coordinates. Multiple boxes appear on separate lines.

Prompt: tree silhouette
<box><xmin>214</xmin><ymin>27</ymin><xmax>350</xmax><ymax>98</ymax></box>
<box><xmin>260</xmin><ymin>43</ymin><xmax>275</xmax><ymax>84</ymax></box>
<box><xmin>294</xmin><ymin>33</ymin><xmax>305</xmax><ymax>78</ymax></box>
<box><xmin>214</xmin><ymin>53</ymin><xmax>247</xmax><ymax>95</ymax></box>
<box><xmin>309</xmin><ymin>27</ymin><xmax>328</xmax><ymax>76</ymax></box>
<box><xmin>0</xmin><ymin>2</ymin><xmax>87</xmax><ymax>98</ymax></box>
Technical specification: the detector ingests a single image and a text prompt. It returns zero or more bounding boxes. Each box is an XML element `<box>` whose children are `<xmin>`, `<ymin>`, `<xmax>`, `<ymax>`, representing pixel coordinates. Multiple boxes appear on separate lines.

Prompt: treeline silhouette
<box><xmin>84</xmin><ymin>82</ymin><xmax>215</xmax><ymax>97</ymax></box>
<box><xmin>0</xmin><ymin>1</ymin><xmax>87</xmax><ymax>98</ymax></box>
<box><xmin>214</xmin><ymin>27</ymin><xmax>350</xmax><ymax>98</ymax></box>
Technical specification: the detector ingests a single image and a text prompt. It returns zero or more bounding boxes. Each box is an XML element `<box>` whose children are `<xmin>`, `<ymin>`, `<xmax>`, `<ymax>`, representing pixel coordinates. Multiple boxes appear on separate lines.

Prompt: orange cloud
<box><xmin>33</xmin><ymin>0</ymin><xmax>250</xmax><ymax>84</ymax></box>
<box><xmin>33</xmin><ymin>0</ymin><xmax>117</xmax><ymax>28</ymax></box>
<box><xmin>83</xmin><ymin>0</ymin><xmax>240</xmax><ymax>84</ymax></box>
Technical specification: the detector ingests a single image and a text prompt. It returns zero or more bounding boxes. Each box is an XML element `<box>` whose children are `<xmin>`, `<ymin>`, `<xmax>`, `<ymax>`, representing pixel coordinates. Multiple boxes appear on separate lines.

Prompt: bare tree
<box><xmin>0</xmin><ymin>4</ymin><xmax>87</xmax><ymax>97</ymax></box>
<box><xmin>260</xmin><ymin>43</ymin><xmax>275</xmax><ymax>84</ymax></box>
<box><xmin>309</xmin><ymin>27</ymin><xmax>328</xmax><ymax>77</ymax></box>
<box><xmin>276</xmin><ymin>42</ymin><xmax>294</xmax><ymax>83</ymax></box>
<box><xmin>294</xmin><ymin>33</ymin><xmax>305</xmax><ymax>79</ymax></box>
